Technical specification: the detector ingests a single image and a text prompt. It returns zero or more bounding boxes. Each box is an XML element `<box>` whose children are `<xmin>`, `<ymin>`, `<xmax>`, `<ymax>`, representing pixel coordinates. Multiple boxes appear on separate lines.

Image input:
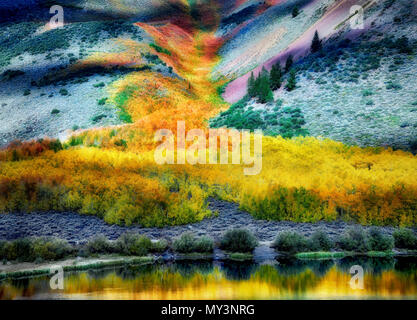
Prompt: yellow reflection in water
<box><xmin>61</xmin><ymin>265</ymin><xmax>417</xmax><ymax>300</ymax></box>
<box><xmin>1</xmin><ymin>264</ymin><xmax>417</xmax><ymax>300</ymax></box>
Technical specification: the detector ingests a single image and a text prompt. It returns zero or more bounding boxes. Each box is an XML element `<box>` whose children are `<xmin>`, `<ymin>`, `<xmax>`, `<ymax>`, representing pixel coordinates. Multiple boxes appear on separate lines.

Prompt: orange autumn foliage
<box><xmin>1</xmin><ymin>14</ymin><xmax>417</xmax><ymax>227</ymax></box>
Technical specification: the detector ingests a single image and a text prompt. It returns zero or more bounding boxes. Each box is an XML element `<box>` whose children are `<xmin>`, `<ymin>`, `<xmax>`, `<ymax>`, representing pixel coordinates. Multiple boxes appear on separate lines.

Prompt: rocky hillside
<box><xmin>0</xmin><ymin>0</ymin><xmax>234</xmax><ymax>146</ymax></box>
<box><xmin>0</xmin><ymin>0</ymin><xmax>183</xmax><ymax>146</ymax></box>
<box><xmin>0</xmin><ymin>0</ymin><xmax>416</xmax><ymax>150</ymax></box>
<box><xmin>215</xmin><ymin>0</ymin><xmax>417</xmax><ymax>150</ymax></box>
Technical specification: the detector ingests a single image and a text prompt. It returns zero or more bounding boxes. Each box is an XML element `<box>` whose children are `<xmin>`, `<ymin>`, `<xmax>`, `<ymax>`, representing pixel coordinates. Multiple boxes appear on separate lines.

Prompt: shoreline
<box><xmin>2</xmin><ymin>247</ymin><xmax>417</xmax><ymax>281</ymax></box>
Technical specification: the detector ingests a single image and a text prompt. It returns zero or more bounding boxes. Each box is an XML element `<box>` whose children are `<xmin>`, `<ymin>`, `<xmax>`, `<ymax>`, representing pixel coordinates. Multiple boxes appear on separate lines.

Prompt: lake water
<box><xmin>1</xmin><ymin>256</ymin><xmax>417</xmax><ymax>299</ymax></box>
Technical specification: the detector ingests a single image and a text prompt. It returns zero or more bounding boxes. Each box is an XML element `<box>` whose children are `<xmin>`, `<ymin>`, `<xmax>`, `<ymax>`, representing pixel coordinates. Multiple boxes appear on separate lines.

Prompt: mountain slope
<box><xmin>220</xmin><ymin>0</ymin><xmax>371</xmax><ymax>102</ymax></box>
<box><xmin>214</xmin><ymin>0</ymin><xmax>417</xmax><ymax>149</ymax></box>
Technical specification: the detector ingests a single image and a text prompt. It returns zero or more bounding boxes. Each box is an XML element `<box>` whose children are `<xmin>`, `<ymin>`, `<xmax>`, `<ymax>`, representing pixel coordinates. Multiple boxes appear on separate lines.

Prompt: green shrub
<box><xmin>151</xmin><ymin>239</ymin><xmax>168</xmax><ymax>253</ymax></box>
<box><xmin>23</xmin><ymin>89</ymin><xmax>31</xmax><ymax>96</ymax></box>
<box><xmin>277</xmin><ymin>107</ymin><xmax>309</xmax><ymax>138</ymax></box>
<box><xmin>51</xmin><ymin>109</ymin><xmax>60</xmax><ymax>115</ymax></box>
<box><xmin>85</xmin><ymin>235</ymin><xmax>113</xmax><ymax>254</ymax></box>
<box><xmin>114</xmin><ymin>139</ymin><xmax>127</xmax><ymax>148</ymax></box>
<box><xmin>172</xmin><ymin>233</ymin><xmax>195</xmax><ymax>253</ymax></box>
<box><xmin>118</xmin><ymin>110</ymin><xmax>133</xmax><ymax>123</ymax></box>
<box><xmin>49</xmin><ymin>139</ymin><xmax>63</xmax><ymax>152</ymax></box>
<box><xmin>309</xmin><ymin>230</ymin><xmax>333</xmax><ymax>251</ymax></box>
<box><xmin>67</xmin><ymin>135</ymin><xmax>85</xmax><ymax>147</ymax></box>
<box><xmin>115</xmin><ymin>233</ymin><xmax>151</xmax><ymax>256</ymax></box>
<box><xmin>210</xmin><ymin>101</ymin><xmax>265</xmax><ymax>132</ymax></box>
<box><xmin>194</xmin><ymin>236</ymin><xmax>214</xmax><ymax>253</ymax></box>
<box><xmin>143</xmin><ymin>52</ymin><xmax>165</xmax><ymax>65</ymax></box>
<box><xmin>59</xmin><ymin>88</ymin><xmax>68</xmax><ymax>96</ymax></box>
<box><xmin>114</xmin><ymin>86</ymin><xmax>135</xmax><ymax>123</ymax></box>
<box><xmin>273</xmin><ymin>231</ymin><xmax>308</xmax><ymax>253</ymax></box>
<box><xmin>10</xmin><ymin>238</ymin><xmax>33</xmax><ymax>261</ymax></box>
<box><xmin>93</xmin><ymin>82</ymin><xmax>105</xmax><ymax>88</ymax></box>
<box><xmin>0</xmin><ymin>240</ymin><xmax>8</xmax><ymax>260</ymax></box>
<box><xmin>337</xmin><ymin>228</ymin><xmax>369</xmax><ymax>252</ymax></box>
<box><xmin>0</xmin><ymin>238</ymin><xmax>73</xmax><ymax>262</ymax></box>
<box><xmin>393</xmin><ymin>228</ymin><xmax>417</xmax><ymax>249</ymax></box>
<box><xmin>367</xmin><ymin>228</ymin><xmax>394</xmax><ymax>251</ymax></box>
<box><xmin>97</xmin><ymin>97</ymin><xmax>108</xmax><ymax>105</ymax></box>
<box><xmin>149</xmin><ymin>43</ymin><xmax>171</xmax><ymax>56</ymax></box>
<box><xmin>172</xmin><ymin>233</ymin><xmax>213</xmax><ymax>253</ymax></box>
<box><xmin>220</xmin><ymin>229</ymin><xmax>258</xmax><ymax>253</ymax></box>
<box><xmin>92</xmin><ymin>114</ymin><xmax>107</xmax><ymax>123</ymax></box>
<box><xmin>1</xmin><ymin>69</ymin><xmax>24</xmax><ymax>80</ymax></box>
<box><xmin>71</xmin><ymin>77</ymin><xmax>88</xmax><ymax>84</ymax></box>
<box><xmin>216</xmin><ymin>82</ymin><xmax>228</xmax><ymax>96</ymax></box>
<box><xmin>32</xmin><ymin>238</ymin><xmax>73</xmax><ymax>261</ymax></box>
<box><xmin>0</xmin><ymin>242</ymin><xmax>15</xmax><ymax>260</ymax></box>
<box><xmin>386</xmin><ymin>81</ymin><xmax>402</xmax><ymax>90</ymax></box>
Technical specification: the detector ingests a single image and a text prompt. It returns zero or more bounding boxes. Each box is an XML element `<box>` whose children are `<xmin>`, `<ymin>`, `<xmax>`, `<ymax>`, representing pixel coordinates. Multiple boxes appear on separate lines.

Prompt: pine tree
<box><xmin>285</xmin><ymin>69</ymin><xmax>297</xmax><ymax>91</ymax></box>
<box><xmin>292</xmin><ymin>6</ymin><xmax>299</xmax><ymax>18</ymax></box>
<box><xmin>311</xmin><ymin>30</ymin><xmax>322</xmax><ymax>53</ymax></box>
<box><xmin>248</xmin><ymin>72</ymin><xmax>256</xmax><ymax>98</ymax></box>
<box><xmin>285</xmin><ymin>55</ymin><xmax>293</xmax><ymax>73</ymax></box>
<box><xmin>258</xmin><ymin>67</ymin><xmax>274</xmax><ymax>103</ymax></box>
<box><xmin>254</xmin><ymin>74</ymin><xmax>261</xmax><ymax>98</ymax></box>
<box><xmin>269</xmin><ymin>63</ymin><xmax>282</xmax><ymax>90</ymax></box>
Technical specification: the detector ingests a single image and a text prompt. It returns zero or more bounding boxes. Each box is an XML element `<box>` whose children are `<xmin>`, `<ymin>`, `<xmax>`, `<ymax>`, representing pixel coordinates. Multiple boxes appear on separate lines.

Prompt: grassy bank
<box><xmin>227</xmin><ymin>252</ymin><xmax>253</xmax><ymax>261</ymax></box>
<box><xmin>295</xmin><ymin>252</ymin><xmax>346</xmax><ymax>259</ymax></box>
<box><xmin>295</xmin><ymin>251</ymin><xmax>395</xmax><ymax>260</ymax></box>
<box><xmin>274</xmin><ymin>227</ymin><xmax>417</xmax><ymax>258</ymax></box>
<box><xmin>0</xmin><ymin>256</ymin><xmax>153</xmax><ymax>281</ymax></box>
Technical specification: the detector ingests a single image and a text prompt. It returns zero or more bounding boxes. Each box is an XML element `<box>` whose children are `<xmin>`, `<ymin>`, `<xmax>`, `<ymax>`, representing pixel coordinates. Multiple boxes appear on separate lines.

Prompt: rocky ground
<box><xmin>0</xmin><ymin>199</ymin><xmax>396</xmax><ymax>244</ymax></box>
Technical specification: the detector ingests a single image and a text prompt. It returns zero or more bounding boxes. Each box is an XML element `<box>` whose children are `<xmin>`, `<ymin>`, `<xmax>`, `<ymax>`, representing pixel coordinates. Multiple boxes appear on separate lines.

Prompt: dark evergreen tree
<box><xmin>285</xmin><ymin>69</ymin><xmax>297</xmax><ymax>91</ymax></box>
<box><xmin>292</xmin><ymin>6</ymin><xmax>299</xmax><ymax>18</ymax></box>
<box><xmin>248</xmin><ymin>72</ymin><xmax>256</xmax><ymax>98</ymax></box>
<box><xmin>311</xmin><ymin>30</ymin><xmax>322</xmax><ymax>53</ymax></box>
<box><xmin>254</xmin><ymin>74</ymin><xmax>261</xmax><ymax>98</ymax></box>
<box><xmin>258</xmin><ymin>67</ymin><xmax>274</xmax><ymax>103</ymax></box>
<box><xmin>269</xmin><ymin>63</ymin><xmax>282</xmax><ymax>90</ymax></box>
<box><xmin>284</xmin><ymin>55</ymin><xmax>293</xmax><ymax>73</ymax></box>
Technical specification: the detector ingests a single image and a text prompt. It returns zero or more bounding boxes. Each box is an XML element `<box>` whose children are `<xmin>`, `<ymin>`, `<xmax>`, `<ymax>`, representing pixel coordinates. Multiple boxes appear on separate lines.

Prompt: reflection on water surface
<box><xmin>1</xmin><ymin>256</ymin><xmax>417</xmax><ymax>299</ymax></box>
